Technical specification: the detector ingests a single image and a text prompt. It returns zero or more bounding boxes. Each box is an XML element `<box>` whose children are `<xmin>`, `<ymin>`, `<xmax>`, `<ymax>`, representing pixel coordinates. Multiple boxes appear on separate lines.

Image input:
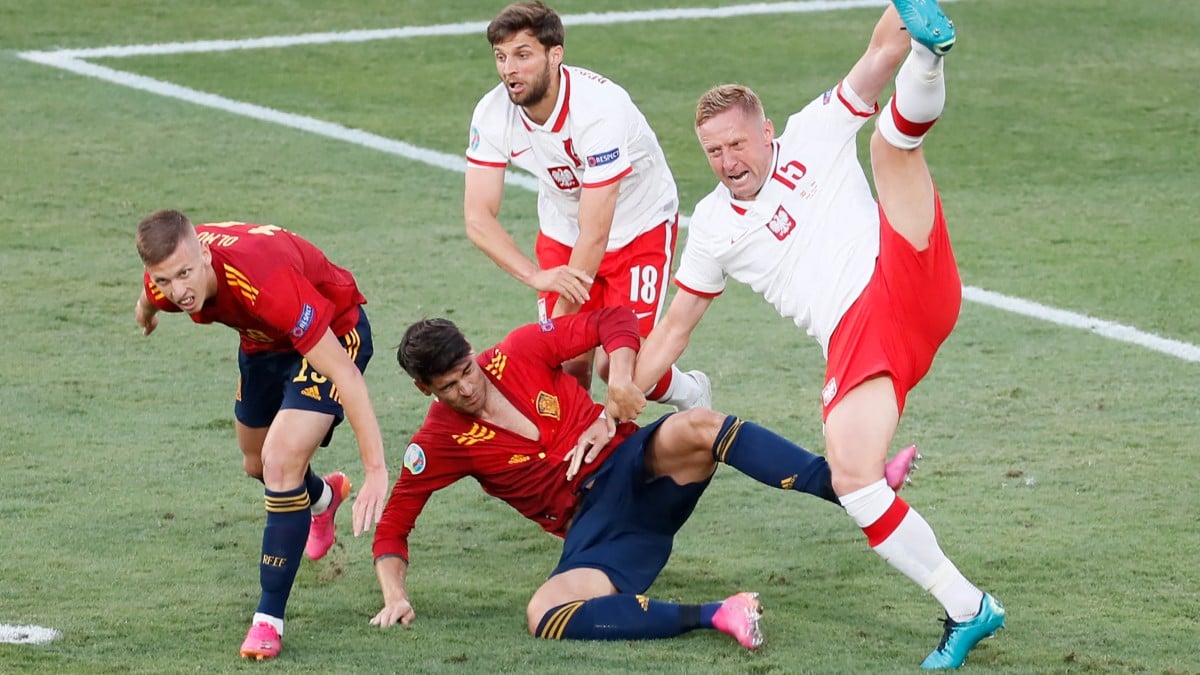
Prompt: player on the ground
<box><xmin>368</xmin><ymin>308</ymin><xmax>916</xmax><ymax>647</ymax></box>
<box><xmin>133</xmin><ymin>210</ymin><xmax>389</xmax><ymax>660</ymax></box>
<box><xmin>614</xmin><ymin>1</ymin><xmax>1004</xmax><ymax>668</ymax></box>
<box><xmin>464</xmin><ymin>1</ymin><xmax>708</xmax><ymax>408</ymax></box>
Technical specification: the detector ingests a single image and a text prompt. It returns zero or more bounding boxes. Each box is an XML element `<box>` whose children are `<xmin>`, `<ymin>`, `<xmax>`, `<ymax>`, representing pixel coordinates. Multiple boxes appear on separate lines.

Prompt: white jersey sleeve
<box><xmin>466</xmin><ymin>84</ymin><xmax>514</xmax><ymax>168</ymax></box>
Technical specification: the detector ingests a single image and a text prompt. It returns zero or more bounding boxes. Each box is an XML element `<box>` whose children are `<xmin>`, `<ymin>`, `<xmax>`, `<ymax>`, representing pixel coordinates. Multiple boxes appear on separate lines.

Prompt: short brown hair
<box><xmin>136</xmin><ymin>209</ymin><xmax>193</xmax><ymax>266</ymax></box>
<box><xmin>397</xmin><ymin>318</ymin><xmax>473</xmax><ymax>385</ymax></box>
<box><xmin>487</xmin><ymin>1</ymin><xmax>564</xmax><ymax>48</ymax></box>
<box><xmin>695</xmin><ymin>84</ymin><xmax>764</xmax><ymax>128</ymax></box>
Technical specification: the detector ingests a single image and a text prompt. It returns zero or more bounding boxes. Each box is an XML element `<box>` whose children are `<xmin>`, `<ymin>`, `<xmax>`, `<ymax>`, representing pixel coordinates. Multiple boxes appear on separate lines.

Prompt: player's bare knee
<box><xmin>676</xmin><ymin>408</ymin><xmax>725</xmax><ymax>449</ymax></box>
<box><xmin>242</xmin><ymin>456</ymin><xmax>263</xmax><ymax>480</ymax></box>
<box><xmin>525</xmin><ymin>594</ymin><xmax>557</xmax><ymax>635</ymax></box>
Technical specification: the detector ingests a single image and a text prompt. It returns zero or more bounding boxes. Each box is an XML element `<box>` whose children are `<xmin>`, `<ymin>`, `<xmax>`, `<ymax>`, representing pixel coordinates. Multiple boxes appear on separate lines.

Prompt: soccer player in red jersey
<box><xmin>133</xmin><ymin>210</ymin><xmax>389</xmax><ymax>660</ymax></box>
<box><xmin>369</xmin><ymin>308</ymin><xmax>915</xmax><ymax>648</ymax></box>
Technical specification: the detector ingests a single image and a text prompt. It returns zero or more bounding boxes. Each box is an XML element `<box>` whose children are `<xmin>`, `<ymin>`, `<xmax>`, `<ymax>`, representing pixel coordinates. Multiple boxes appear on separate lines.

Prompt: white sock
<box><xmin>877</xmin><ymin>42</ymin><xmax>946</xmax><ymax>149</ymax></box>
<box><xmin>840</xmin><ymin>479</ymin><xmax>982</xmax><ymax>620</ymax></box>
<box><xmin>310</xmin><ymin>480</ymin><xmax>332</xmax><ymax>515</ymax></box>
<box><xmin>654</xmin><ymin>365</ymin><xmax>696</xmax><ymax>407</ymax></box>
<box><xmin>252</xmin><ymin>612</ymin><xmax>284</xmax><ymax>636</ymax></box>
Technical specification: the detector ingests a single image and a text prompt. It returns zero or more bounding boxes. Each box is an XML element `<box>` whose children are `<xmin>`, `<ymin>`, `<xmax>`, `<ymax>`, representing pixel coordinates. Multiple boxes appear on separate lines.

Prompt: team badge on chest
<box><xmin>535</xmin><ymin>391</ymin><xmax>561</xmax><ymax>419</ymax></box>
<box><xmin>766</xmin><ymin>205</ymin><xmax>796</xmax><ymax>241</ymax></box>
<box><xmin>547</xmin><ymin>166</ymin><xmax>580</xmax><ymax>190</ymax></box>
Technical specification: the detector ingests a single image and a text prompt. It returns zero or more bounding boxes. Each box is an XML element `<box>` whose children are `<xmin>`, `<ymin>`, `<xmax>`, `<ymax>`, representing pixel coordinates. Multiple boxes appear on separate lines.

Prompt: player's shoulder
<box><xmin>690</xmin><ymin>185</ymin><xmax>732</xmax><ymax>228</ymax></box>
<box><xmin>472</xmin><ymin>82</ymin><xmax>516</xmax><ymax>121</ymax></box>
<box><xmin>564</xmin><ymin>65</ymin><xmax>633</xmax><ymax>108</ymax></box>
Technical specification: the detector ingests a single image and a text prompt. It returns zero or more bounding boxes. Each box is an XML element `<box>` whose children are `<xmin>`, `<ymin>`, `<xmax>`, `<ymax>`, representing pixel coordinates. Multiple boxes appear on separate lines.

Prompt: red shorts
<box><xmin>535</xmin><ymin>216</ymin><xmax>678</xmax><ymax>338</ymax></box>
<box><xmin>822</xmin><ymin>191</ymin><xmax>961</xmax><ymax>420</ymax></box>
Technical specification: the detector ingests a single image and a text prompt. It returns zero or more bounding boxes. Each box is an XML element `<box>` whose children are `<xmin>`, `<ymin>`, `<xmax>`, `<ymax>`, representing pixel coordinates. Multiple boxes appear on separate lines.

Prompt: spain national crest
<box><xmin>535</xmin><ymin>391</ymin><xmax>561</xmax><ymax>419</ymax></box>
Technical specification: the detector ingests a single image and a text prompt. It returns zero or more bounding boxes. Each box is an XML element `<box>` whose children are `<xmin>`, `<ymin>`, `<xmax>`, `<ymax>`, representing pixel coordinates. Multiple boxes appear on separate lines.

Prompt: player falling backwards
<box><xmin>134</xmin><ymin>211</ymin><xmax>388</xmax><ymax>660</ymax></box>
<box><xmin>613</xmin><ymin>0</ymin><xmax>1005</xmax><ymax>669</ymax></box>
<box><xmin>369</xmin><ymin>307</ymin><xmax>916</xmax><ymax>649</ymax></box>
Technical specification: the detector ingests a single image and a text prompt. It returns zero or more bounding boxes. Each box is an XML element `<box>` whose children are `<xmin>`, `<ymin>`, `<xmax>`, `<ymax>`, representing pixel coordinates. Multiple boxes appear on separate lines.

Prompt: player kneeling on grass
<box><xmin>134</xmin><ymin>210</ymin><xmax>389</xmax><ymax>660</ymax></box>
<box><xmin>368</xmin><ymin>308</ymin><xmax>916</xmax><ymax>647</ymax></box>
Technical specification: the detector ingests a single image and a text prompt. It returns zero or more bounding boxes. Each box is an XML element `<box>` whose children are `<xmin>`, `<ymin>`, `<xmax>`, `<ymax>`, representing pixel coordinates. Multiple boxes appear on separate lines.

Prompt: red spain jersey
<box><xmin>143</xmin><ymin>222</ymin><xmax>366</xmax><ymax>355</ymax></box>
<box><xmin>373</xmin><ymin>308</ymin><xmax>641</xmax><ymax>562</ymax></box>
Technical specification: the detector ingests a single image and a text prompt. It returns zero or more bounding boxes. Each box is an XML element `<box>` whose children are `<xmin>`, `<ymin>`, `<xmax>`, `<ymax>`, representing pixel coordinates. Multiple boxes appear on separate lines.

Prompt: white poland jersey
<box><xmin>675</xmin><ymin>84</ymin><xmax>882</xmax><ymax>356</ymax></box>
<box><xmin>466</xmin><ymin>65</ymin><xmax>678</xmax><ymax>250</ymax></box>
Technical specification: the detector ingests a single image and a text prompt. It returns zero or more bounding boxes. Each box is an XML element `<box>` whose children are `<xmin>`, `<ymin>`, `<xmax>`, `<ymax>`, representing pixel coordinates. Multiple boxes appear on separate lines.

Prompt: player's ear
<box><xmin>762</xmin><ymin>118</ymin><xmax>775</xmax><ymax>144</ymax></box>
<box><xmin>414</xmin><ymin>380</ymin><xmax>434</xmax><ymax>397</ymax></box>
<box><xmin>548</xmin><ymin>44</ymin><xmax>563</xmax><ymax>69</ymax></box>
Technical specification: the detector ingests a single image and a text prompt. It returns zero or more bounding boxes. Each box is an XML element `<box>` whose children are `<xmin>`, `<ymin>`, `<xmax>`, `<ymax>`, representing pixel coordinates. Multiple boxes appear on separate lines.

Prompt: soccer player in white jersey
<box><xmin>464</xmin><ymin>1</ymin><xmax>707</xmax><ymax>410</ymax></box>
<box><xmin>613</xmin><ymin>1</ymin><xmax>1005</xmax><ymax>669</ymax></box>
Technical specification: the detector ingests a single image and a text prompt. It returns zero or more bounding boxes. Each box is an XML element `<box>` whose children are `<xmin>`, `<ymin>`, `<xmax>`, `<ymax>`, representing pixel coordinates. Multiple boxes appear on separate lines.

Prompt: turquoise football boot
<box><xmin>892</xmin><ymin>0</ymin><xmax>957</xmax><ymax>55</ymax></box>
<box><xmin>920</xmin><ymin>593</ymin><xmax>1006</xmax><ymax>669</ymax></box>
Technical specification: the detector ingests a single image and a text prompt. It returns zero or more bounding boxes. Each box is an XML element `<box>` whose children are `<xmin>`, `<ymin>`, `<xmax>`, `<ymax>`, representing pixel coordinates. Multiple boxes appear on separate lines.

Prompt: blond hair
<box><xmin>695</xmin><ymin>84</ymin><xmax>764</xmax><ymax>128</ymax></box>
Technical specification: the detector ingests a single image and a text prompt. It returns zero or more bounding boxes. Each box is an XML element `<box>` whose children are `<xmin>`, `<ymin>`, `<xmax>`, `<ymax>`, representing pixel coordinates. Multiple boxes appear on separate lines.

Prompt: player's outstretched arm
<box><xmin>465</xmin><ymin>165</ymin><xmax>592</xmax><ymax>305</ymax></box>
<box><xmin>843</xmin><ymin>6</ymin><xmax>911</xmax><ymax>109</ymax></box>
<box><xmin>302</xmin><ymin>329</ymin><xmax>389</xmax><ymax>536</ymax></box>
<box><xmin>465</xmin><ymin>165</ymin><xmax>539</xmax><ymax>283</ymax></box>
<box><xmin>370</xmin><ymin>555</ymin><xmax>416</xmax><ymax>629</ymax></box>
<box><xmin>555</xmin><ymin>181</ymin><xmax>619</xmax><ymax>316</ymax></box>
<box><xmin>633</xmin><ymin>291</ymin><xmax>714</xmax><ymax>395</ymax></box>
<box><xmin>134</xmin><ymin>291</ymin><xmax>160</xmax><ymax>336</ymax></box>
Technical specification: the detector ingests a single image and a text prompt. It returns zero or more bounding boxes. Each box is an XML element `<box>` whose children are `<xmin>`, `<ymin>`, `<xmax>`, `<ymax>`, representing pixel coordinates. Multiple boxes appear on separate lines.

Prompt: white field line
<box><xmin>0</xmin><ymin>623</ymin><xmax>61</xmax><ymax>645</ymax></box>
<box><xmin>16</xmin><ymin>1</ymin><xmax>1200</xmax><ymax>363</ymax></box>
<box><xmin>24</xmin><ymin>0</ymin><xmax>896</xmax><ymax>60</ymax></box>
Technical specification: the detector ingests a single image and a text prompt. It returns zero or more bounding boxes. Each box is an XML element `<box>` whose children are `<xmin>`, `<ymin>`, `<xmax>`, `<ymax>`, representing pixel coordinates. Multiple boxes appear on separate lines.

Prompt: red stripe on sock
<box><xmin>647</xmin><ymin>370</ymin><xmax>673</xmax><ymax>401</ymax></box>
<box><xmin>890</xmin><ymin>97</ymin><xmax>937</xmax><ymax>137</ymax></box>
<box><xmin>863</xmin><ymin>496</ymin><xmax>911</xmax><ymax>547</ymax></box>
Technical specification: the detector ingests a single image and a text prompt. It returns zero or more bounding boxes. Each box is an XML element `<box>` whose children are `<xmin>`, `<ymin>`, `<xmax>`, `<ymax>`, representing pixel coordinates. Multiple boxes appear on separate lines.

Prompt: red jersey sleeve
<box><xmin>250</xmin><ymin>266</ymin><xmax>336</xmax><ymax>354</ymax></box>
<box><xmin>372</xmin><ymin>432</ymin><xmax>470</xmax><ymax>562</ymax></box>
<box><xmin>503</xmin><ymin>308</ymin><xmax>640</xmax><ymax>369</ymax></box>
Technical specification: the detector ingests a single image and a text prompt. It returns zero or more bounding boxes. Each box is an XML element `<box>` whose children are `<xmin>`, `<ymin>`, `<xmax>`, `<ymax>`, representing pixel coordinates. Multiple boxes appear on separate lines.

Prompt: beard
<box><xmin>506</xmin><ymin>64</ymin><xmax>553</xmax><ymax>108</ymax></box>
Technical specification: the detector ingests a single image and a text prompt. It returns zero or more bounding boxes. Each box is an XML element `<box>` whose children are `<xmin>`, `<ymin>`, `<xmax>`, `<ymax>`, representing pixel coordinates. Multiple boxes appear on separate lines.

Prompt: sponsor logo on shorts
<box><xmin>291</xmin><ymin>303</ymin><xmax>315</xmax><ymax>338</ymax></box>
<box><xmin>821</xmin><ymin>377</ymin><xmax>838</xmax><ymax>407</ymax></box>
<box><xmin>403</xmin><ymin>443</ymin><xmax>427</xmax><ymax>475</ymax></box>
<box><xmin>537</xmin><ymin>297</ymin><xmax>555</xmax><ymax>332</ymax></box>
<box><xmin>300</xmin><ymin>385</ymin><xmax>321</xmax><ymax>401</ymax></box>
<box><xmin>586</xmin><ymin>148</ymin><xmax>620</xmax><ymax>167</ymax></box>
<box><xmin>548</xmin><ymin>165</ymin><xmax>580</xmax><ymax>190</ymax></box>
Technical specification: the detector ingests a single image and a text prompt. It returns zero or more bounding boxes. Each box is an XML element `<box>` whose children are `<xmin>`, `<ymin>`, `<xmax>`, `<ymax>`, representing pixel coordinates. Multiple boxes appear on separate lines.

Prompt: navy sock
<box><xmin>303</xmin><ymin>466</ymin><xmax>326</xmax><ymax>504</ymax></box>
<box><xmin>256</xmin><ymin>484</ymin><xmax>310</xmax><ymax>619</ymax></box>
<box><xmin>699</xmin><ymin>602</ymin><xmax>721</xmax><ymax>628</ymax></box>
<box><xmin>536</xmin><ymin>595</ymin><xmax>711</xmax><ymax>640</ymax></box>
<box><xmin>713</xmin><ymin>416</ymin><xmax>838</xmax><ymax>503</ymax></box>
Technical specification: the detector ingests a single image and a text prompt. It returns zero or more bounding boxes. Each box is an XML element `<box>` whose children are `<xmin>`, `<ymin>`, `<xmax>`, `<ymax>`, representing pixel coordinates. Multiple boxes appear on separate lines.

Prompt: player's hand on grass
<box><xmin>352</xmin><ymin>466</ymin><xmax>389</xmax><ymax>536</ymax></box>
<box><xmin>564</xmin><ymin>411</ymin><xmax>614</xmax><ymax>481</ymax></box>
<box><xmin>134</xmin><ymin>295</ymin><xmax>159</xmax><ymax>336</ymax></box>
<box><xmin>530</xmin><ymin>265</ymin><xmax>592</xmax><ymax>306</ymax></box>
<box><xmin>369</xmin><ymin>598</ymin><xmax>415</xmax><ymax>629</ymax></box>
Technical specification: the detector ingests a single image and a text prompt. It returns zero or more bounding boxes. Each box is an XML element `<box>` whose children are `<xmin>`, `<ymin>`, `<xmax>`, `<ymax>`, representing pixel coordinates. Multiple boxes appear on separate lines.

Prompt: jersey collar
<box><xmin>519</xmin><ymin>66</ymin><xmax>571</xmax><ymax>133</ymax></box>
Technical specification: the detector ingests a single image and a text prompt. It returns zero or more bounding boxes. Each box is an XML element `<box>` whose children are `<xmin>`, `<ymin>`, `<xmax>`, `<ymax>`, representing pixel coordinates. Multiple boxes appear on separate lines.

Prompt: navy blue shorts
<box><xmin>235</xmin><ymin>308</ymin><xmax>373</xmax><ymax>447</ymax></box>
<box><xmin>551</xmin><ymin>413</ymin><xmax>712</xmax><ymax>594</ymax></box>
